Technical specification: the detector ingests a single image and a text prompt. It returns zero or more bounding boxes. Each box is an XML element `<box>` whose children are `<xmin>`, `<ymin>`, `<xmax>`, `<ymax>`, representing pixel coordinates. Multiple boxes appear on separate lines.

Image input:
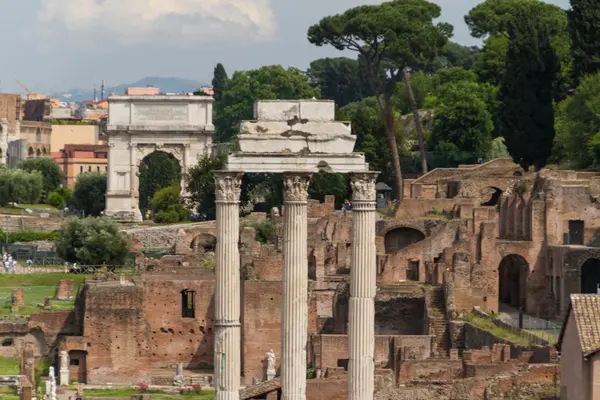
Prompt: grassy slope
<box><xmin>0</xmin><ymin>274</ymin><xmax>85</xmax><ymax>317</ymax></box>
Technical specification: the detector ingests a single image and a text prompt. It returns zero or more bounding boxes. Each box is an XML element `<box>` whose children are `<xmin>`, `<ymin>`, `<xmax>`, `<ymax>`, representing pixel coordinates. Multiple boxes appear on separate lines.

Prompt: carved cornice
<box><xmin>350</xmin><ymin>172</ymin><xmax>378</xmax><ymax>202</ymax></box>
<box><xmin>283</xmin><ymin>173</ymin><xmax>312</xmax><ymax>203</ymax></box>
<box><xmin>215</xmin><ymin>172</ymin><xmax>243</xmax><ymax>203</ymax></box>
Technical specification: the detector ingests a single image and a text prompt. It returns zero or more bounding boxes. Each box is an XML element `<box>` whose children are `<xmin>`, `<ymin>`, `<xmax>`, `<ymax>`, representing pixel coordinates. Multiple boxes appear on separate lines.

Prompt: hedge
<box><xmin>0</xmin><ymin>229</ymin><xmax>61</xmax><ymax>243</ymax></box>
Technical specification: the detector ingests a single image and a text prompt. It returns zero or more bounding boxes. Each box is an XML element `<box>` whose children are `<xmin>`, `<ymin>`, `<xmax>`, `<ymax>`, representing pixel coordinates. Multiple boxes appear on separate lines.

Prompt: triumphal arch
<box><xmin>214</xmin><ymin>100</ymin><xmax>378</xmax><ymax>400</ymax></box>
<box><xmin>104</xmin><ymin>95</ymin><xmax>214</xmax><ymax>222</ymax></box>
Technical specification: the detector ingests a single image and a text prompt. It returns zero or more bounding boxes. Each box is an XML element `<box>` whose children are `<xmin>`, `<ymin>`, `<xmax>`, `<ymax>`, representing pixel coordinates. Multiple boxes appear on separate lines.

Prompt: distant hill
<box><xmin>52</xmin><ymin>77</ymin><xmax>207</xmax><ymax>102</ymax></box>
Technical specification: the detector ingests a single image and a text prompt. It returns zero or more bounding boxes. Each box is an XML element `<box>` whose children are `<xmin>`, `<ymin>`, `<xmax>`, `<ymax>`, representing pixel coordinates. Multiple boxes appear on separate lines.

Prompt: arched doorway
<box><xmin>36</xmin><ymin>149</ymin><xmax>41</xmax><ymax>157</ymax></box>
<box><xmin>138</xmin><ymin>151</ymin><xmax>182</xmax><ymax>212</ymax></box>
<box><xmin>28</xmin><ymin>147</ymin><xmax>34</xmax><ymax>157</ymax></box>
<box><xmin>581</xmin><ymin>258</ymin><xmax>600</xmax><ymax>294</ymax></box>
<box><xmin>498</xmin><ymin>255</ymin><xmax>529</xmax><ymax>308</ymax></box>
<box><xmin>384</xmin><ymin>227</ymin><xmax>425</xmax><ymax>254</ymax></box>
<box><xmin>481</xmin><ymin>187</ymin><xmax>503</xmax><ymax>206</ymax></box>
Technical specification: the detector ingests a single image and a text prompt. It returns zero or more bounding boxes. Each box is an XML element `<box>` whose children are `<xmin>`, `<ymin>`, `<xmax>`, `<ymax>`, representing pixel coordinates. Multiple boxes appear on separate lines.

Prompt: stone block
<box><xmin>54</xmin><ymin>280</ymin><xmax>74</xmax><ymax>300</ymax></box>
<box><xmin>254</xmin><ymin>100</ymin><xmax>335</xmax><ymax>122</ymax></box>
<box><xmin>11</xmin><ymin>288</ymin><xmax>24</xmax><ymax>312</ymax></box>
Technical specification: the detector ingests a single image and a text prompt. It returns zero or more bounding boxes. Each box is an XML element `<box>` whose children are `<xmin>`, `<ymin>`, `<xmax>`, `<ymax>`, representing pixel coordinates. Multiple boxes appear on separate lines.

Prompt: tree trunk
<box><xmin>374</xmin><ymin>94</ymin><xmax>403</xmax><ymax>201</ymax></box>
<box><xmin>403</xmin><ymin>68</ymin><xmax>428</xmax><ymax>175</ymax></box>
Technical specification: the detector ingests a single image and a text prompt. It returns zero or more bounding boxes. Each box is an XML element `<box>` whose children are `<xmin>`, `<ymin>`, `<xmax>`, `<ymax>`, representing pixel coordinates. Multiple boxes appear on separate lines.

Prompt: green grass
<box><xmin>0</xmin><ymin>358</ymin><xmax>19</xmax><ymax>375</ymax></box>
<box><xmin>35</xmin><ymin>358</ymin><xmax>53</xmax><ymax>394</ymax></box>
<box><xmin>84</xmin><ymin>388</ymin><xmax>214</xmax><ymax>400</ymax></box>
<box><xmin>0</xmin><ymin>203</ymin><xmax>61</xmax><ymax>216</ymax></box>
<box><xmin>525</xmin><ymin>329</ymin><xmax>560</xmax><ymax>344</ymax></box>
<box><xmin>0</xmin><ymin>274</ymin><xmax>85</xmax><ymax>316</ymax></box>
<box><xmin>0</xmin><ymin>388</ymin><xmax>18</xmax><ymax>400</ymax></box>
<box><xmin>464</xmin><ymin>312</ymin><xmax>531</xmax><ymax>346</ymax></box>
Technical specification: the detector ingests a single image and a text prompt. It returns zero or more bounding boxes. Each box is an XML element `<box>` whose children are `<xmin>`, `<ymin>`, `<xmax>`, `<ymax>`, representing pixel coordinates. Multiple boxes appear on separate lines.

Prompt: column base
<box><xmin>214</xmin><ymin>390</ymin><xmax>240</xmax><ymax>400</ymax></box>
<box><xmin>105</xmin><ymin>209</ymin><xmax>143</xmax><ymax>223</ymax></box>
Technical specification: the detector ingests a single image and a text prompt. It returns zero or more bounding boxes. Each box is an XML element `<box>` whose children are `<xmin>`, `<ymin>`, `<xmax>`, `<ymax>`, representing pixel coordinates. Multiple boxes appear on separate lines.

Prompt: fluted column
<box><xmin>214</xmin><ymin>171</ymin><xmax>243</xmax><ymax>400</ymax></box>
<box><xmin>281</xmin><ymin>172</ymin><xmax>312</xmax><ymax>400</ymax></box>
<box><xmin>348</xmin><ymin>172</ymin><xmax>378</xmax><ymax>400</ymax></box>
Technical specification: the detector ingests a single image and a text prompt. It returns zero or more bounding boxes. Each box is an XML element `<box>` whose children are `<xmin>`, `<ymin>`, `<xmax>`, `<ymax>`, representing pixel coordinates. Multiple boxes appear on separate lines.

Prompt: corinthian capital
<box><xmin>283</xmin><ymin>173</ymin><xmax>312</xmax><ymax>203</ymax></box>
<box><xmin>215</xmin><ymin>171</ymin><xmax>243</xmax><ymax>202</ymax></box>
<box><xmin>350</xmin><ymin>172</ymin><xmax>378</xmax><ymax>202</ymax></box>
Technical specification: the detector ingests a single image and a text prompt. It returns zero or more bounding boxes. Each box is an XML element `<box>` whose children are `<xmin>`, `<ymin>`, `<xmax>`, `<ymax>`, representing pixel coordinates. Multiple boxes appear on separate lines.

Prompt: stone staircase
<box><xmin>427</xmin><ymin>287</ymin><xmax>451</xmax><ymax>357</ymax></box>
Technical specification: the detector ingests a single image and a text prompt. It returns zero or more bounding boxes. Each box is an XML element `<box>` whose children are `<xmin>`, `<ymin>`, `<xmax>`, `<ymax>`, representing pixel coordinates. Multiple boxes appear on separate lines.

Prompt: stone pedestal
<box><xmin>281</xmin><ymin>173</ymin><xmax>311</xmax><ymax>400</ymax></box>
<box><xmin>213</xmin><ymin>172</ymin><xmax>243</xmax><ymax>400</ymax></box>
<box><xmin>348</xmin><ymin>172</ymin><xmax>378</xmax><ymax>400</ymax></box>
<box><xmin>59</xmin><ymin>351</ymin><xmax>69</xmax><ymax>386</ymax></box>
<box><xmin>11</xmin><ymin>288</ymin><xmax>23</xmax><ymax>313</ymax></box>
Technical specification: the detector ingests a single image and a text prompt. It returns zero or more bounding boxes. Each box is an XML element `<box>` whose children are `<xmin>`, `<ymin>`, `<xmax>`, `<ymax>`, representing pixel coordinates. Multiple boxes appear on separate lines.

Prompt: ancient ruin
<box><xmin>214</xmin><ymin>100</ymin><xmax>377</xmax><ymax>400</ymax></box>
<box><xmin>104</xmin><ymin>95</ymin><xmax>214</xmax><ymax>222</ymax></box>
<box><xmin>6</xmin><ymin>99</ymin><xmax>600</xmax><ymax>399</ymax></box>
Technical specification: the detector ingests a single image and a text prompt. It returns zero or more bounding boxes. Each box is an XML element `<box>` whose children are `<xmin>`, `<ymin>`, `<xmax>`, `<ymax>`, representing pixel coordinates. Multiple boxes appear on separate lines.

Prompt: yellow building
<box><xmin>50</xmin><ymin>124</ymin><xmax>102</xmax><ymax>153</ymax></box>
<box><xmin>53</xmin><ymin>144</ymin><xmax>108</xmax><ymax>187</ymax></box>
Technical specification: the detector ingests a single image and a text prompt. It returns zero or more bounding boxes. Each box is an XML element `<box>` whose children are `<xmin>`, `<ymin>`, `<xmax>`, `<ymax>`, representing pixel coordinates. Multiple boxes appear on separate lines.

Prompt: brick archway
<box><xmin>384</xmin><ymin>227</ymin><xmax>425</xmax><ymax>254</ymax></box>
<box><xmin>498</xmin><ymin>254</ymin><xmax>529</xmax><ymax>308</ymax></box>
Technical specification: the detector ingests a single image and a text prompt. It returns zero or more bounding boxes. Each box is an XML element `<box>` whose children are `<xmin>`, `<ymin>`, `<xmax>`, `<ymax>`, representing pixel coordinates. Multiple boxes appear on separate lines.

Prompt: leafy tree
<box><xmin>56</xmin><ymin>217</ymin><xmax>130</xmax><ymax>266</ymax></box>
<box><xmin>553</xmin><ymin>71</ymin><xmax>600</xmax><ymax>169</ymax></box>
<box><xmin>338</xmin><ymin>97</ymin><xmax>401</xmax><ymax>188</ymax></box>
<box><xmin>393</xmin><ymin>72</ymin><xmax>434</xmax><ymax>115</ymax></box>
<box><xmin>211</xmin><ymin>63</ymin><xmax>228</xmax><ymax>102</ymax></box>
<box><xmin>46</xmin><ymin>187</ymin><xmax>73</xmax><ymax>209</ymax></box>
<box><xmin>150</xmin><ymin>184</ymin><xmax>191</xmax><ymax>224</ymax></box>
<box><xmin>473</xmin><ymin>35</ymin><xmax>509</xmax><ymax>85</ymax></box>
<box><xmin>308</xmin><ymin>0</ymin><xmax>453</xmax><ymax>197</ymax></box>
<box><xmin>569</xmin><ymin>0</ymin><xmax>600</xmax><ymax>84</ymax></box>
<box><xmin>465</xmin><ymin>0</ymin><xmax>572</xmax><ymax>100</ymax></box>
<box><xmin>186</xmin><ymin>152</ymin><xmax>227</xmax><ymax>221</ymax></box>
<box><xmin>215</xmin><ymin>65</ymin><xmax>319</xmax><ymax>143</ymax></box>
<box><xmin>306</xmin><ymin>57</ymin><xmax>368</xmax><ymax>107</ymax></box>
<box><xmin>0</xmin><ymin>169</ymin><xmax>43</xmax><ymax>206</ymax></box>
<box><xmin>72</xmin><ymin>173</ymin><xmax>107</xmax><ymax>216</ymax></box>
<box><xmin>308</xmin><ymin>174</ymin><xmax>349</xmax><ymax>208</ymax></box>
<box><xmin>487</xmin><ymin>137</ymin><xmax>511</xmax><ymax>160</ymax></box>
<box><xmin>138</xmin><ymin>151</ymin><xmax>181</xmax><ymax>211</ymax></box>
<box><xmin>20</xmin><ymin>158</ymin><xmax>62</xmax><ymax>199</ymax></box>
<box><xmin>498</xmin><ymin>10</ymin><xmax>561</xmax><ymax>171</ymax></box>
<box><xmin>429</xmin><ymin>81</ymin><xmax>494</xmax><ymax>165</ymax></box>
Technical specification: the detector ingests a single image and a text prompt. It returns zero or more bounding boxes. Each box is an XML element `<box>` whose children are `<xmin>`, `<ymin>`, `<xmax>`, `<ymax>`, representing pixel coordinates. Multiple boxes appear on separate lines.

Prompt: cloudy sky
<box><xmin>1</xmin><ymin>0</ymin><xmax>570</xmax><ymax>94</ymax></box>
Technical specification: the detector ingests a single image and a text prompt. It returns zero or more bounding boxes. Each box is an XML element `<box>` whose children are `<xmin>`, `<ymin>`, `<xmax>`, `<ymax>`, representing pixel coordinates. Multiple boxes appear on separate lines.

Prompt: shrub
<box><xmin>56</xmin><ymin>217</ymin><xmax>130</xmax><ymax>266</ymax></box>
<box><xmin>72</xmin><ymin>173</ymin><xmax>106</xmax><ymax>216</ymax></box>
<box><xmin>0</xmin><ymin>169</ymin><xmax>43</xmax><ymax>206</ymax></box>
<box><xmin>150</xmin><ymin>184</ymin><xmax>190</xmax><ymax>224</ymax></box>
<box><xmin>0</xmin><ymin>229</ymin><xmax>61</xmax><ymax>243</ymax></box>
<box><xmin>252</xmin><ymin>219</ymin><xmax>276</xmax><ymax>244</ymax></box>
<box><xmin>20</xmin><ymin>158</ymin><xmax>62</xmax><ymax>199</ymax></box>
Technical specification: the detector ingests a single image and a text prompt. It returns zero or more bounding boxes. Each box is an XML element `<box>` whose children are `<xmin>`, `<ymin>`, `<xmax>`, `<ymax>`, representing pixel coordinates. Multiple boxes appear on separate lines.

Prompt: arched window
<box><xmin>2</xmin><ymin>338</ymin><xmax>14</xmax><ymax>347</ymax></box>
<box><xmin>36</xmin><ymin>128</ymin><xmax>41</xmax><ymax>142</ymax></box>
<box><xmin>181</xmin><ymin>289</ymin><xmax>195</xmax><ymax>318</ymax></box>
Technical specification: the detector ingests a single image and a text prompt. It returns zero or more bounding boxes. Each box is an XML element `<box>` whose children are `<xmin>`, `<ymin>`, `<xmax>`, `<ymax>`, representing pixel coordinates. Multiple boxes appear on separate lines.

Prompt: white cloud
<box><xmin>37</xmin><ymin>0</ymin><xmax>277</xmax><ymax>46</ymax></box>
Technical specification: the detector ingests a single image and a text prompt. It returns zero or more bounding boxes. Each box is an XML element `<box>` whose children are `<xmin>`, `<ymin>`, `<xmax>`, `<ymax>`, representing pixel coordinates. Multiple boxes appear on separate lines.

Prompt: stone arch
<box><xmin>28</xmin><ymin>147</ymin><xmax>34</xmax><ymax>157</ymax></box>
<box><xmin>581</xmin><ymin>258</ymin><xmax>600</xmax><ymax>294</ymax></box>
<box><xmin>384</xmin><ymin>227</ymin><xmax>426</xmax><ymax>254</ymax></box>
<box><xmin>36</xmin><ymin>148</ymin><xmax>41</xmax><ymax>157</ymax></box>
<box><xmin>190</xmin><ymin>233</ymin><xmax>216</xmax><ymax>253</ymax></box>
<box><xmin>137</xmin><ymin>148</ymin><xmax>183</xmax><ymax>212</ymax></box>
<box><xmin>1</xmin><ymin>338</ymin><xmax>13</xmax><ymax>346</ymax></box>
<box><xmin>498</xmin><ymin>254</ymin><xmax>529</xmax><ymax>308</ymax></box>
<box><xmin>480</xmin><ymin>187</ymin><xmax>503</xmax><ymax>206</ymax></box>
<box><xmin>42</xmin><ymin>147</ymin><xmax>47</xmax><ymax>156</ymax></box>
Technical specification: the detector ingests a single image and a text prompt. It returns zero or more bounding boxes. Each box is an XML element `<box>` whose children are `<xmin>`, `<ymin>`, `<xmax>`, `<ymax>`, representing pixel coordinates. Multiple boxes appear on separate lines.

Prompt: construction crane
<box><xmin>14</xmin><ymin>79</ymin><xmax>32</xmax><ymax>95</ymax></box>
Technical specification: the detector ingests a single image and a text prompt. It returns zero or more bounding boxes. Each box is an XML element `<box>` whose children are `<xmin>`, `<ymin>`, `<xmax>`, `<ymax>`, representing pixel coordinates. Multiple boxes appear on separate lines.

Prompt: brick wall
<box><xmin>142</xmin><ymin>275</ymin><xmax>215</xmax><ymax>369</ymax></box>
<box><xmin>82</xmin><ymin>283</ymin><xmax>152</xmax><ymax>384</ymax></box>
<box><xmin>243</xmin><ymin>281</ymin><xmax>283</xmax><ymax>384</ymax></box>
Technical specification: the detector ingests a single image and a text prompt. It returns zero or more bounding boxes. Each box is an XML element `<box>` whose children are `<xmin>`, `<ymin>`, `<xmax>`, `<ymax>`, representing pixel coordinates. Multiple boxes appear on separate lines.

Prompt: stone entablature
<box><xmin>105</xmin><ymin>95</ymin><xmax>214</xmax><ymax>223</ymax></box>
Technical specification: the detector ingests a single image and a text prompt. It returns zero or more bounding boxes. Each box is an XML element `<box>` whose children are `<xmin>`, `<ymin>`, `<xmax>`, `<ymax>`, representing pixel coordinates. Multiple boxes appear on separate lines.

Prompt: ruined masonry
<box><xmin>214</xmin><ymin>100</ymin><xmax>378</xmax><ymax>400</ymax></box>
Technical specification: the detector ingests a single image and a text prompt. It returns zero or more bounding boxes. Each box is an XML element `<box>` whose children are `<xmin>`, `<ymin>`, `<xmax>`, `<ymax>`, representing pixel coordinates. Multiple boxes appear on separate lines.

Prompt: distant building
<box><xmin>52</xmin><ymin>144</ymin><xmax>108</xmax><ymax>187</ymax></box>
<box><xmin>198</xmin><ymin>87</ymin><xmax>214</xmax><ymax>96</ymax></box>
<box><xmin>558</xmin><ymin>294</ymin><xmax>600</xmax><ymax>399</ymax></box>
<box><xmin>125</xmin><ymin>86</ymin><xmax>160</xmax><ymax>96</ymax></box>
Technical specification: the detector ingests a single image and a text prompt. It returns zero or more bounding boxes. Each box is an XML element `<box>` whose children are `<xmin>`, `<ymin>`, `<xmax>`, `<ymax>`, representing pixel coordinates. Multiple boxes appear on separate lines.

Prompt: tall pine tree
<box><xmin>212</xmin><ymin>63</ymin><xmax>228</xmax><ymax>102</ymax></box>
<box><xmin>498</xmin><ymin>11</ymin><xmax>560</xmax><ymax>171</ymax></box>
<box><xmin>569</xmin><ymin>0</ymin><xmax>600</xmax><ymax>84</ymax></box>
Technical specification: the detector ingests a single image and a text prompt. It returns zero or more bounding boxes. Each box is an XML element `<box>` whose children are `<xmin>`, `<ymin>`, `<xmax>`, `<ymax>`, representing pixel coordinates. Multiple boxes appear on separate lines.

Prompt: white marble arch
<box><xmin>104</xmin><ymin>95</ymin><xmax>214</xmax><ymax>222</ymax></box>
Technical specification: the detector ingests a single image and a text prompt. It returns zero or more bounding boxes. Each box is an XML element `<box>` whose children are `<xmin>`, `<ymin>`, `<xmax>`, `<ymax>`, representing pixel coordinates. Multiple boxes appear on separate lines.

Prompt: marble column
<box><xmin>281</xmin><ymin>173</ymin><xmax>311</xmax><ymax>400</ymax></box>
<box><xmin>214</xmin><ymin>171</ymin><xmax>243</xmax><ymax>400</ymax></box>
<box><xmin>348</xmin><ymin>172</ymin><xmax>378</xmax><ymax>400</ymax></box>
